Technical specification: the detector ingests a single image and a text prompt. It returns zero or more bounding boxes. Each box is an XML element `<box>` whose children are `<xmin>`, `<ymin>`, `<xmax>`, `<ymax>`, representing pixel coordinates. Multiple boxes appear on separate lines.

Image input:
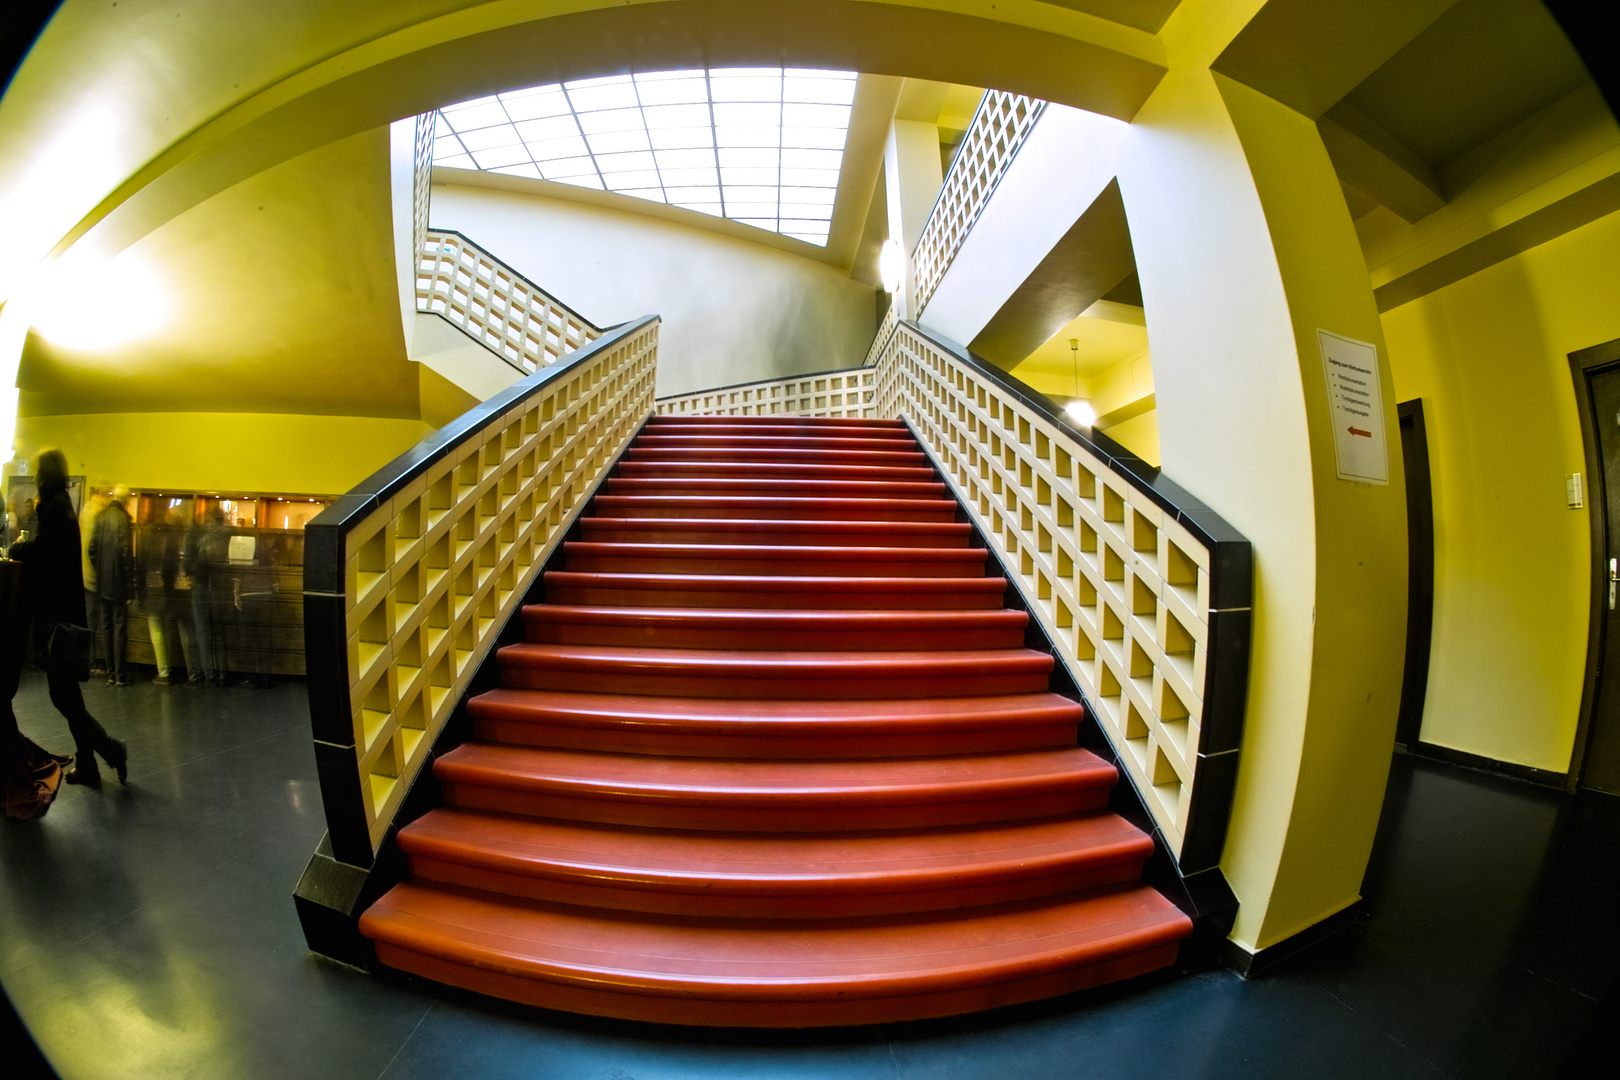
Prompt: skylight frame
<box><xmin>432</xmin><ymin>67</ymin><xmax>858</xmax><ymax>247</ymax></box>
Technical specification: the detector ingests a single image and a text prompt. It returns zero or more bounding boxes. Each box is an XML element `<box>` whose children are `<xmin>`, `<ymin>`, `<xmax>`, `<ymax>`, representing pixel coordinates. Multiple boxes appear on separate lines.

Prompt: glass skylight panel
<box><xmin>431</xmin><ymin>66</ymin><xmax>856</xmax><ymax>245</ymax></box>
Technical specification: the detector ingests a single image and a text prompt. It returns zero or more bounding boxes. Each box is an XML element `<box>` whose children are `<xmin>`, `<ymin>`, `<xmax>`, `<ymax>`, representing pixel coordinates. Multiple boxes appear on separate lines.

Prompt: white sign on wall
<box><xmin>1318</xmin><ymin>329</ymin><xmax>1389</xmax><ymax>485</ymax></box>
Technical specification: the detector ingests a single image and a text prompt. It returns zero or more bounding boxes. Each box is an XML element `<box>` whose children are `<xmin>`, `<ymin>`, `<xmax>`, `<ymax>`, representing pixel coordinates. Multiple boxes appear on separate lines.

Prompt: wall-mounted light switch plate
<box><xmin>1567</xmin><ymin>472</ymin><xmax>1585</xmax><ymax>509</ymax></box>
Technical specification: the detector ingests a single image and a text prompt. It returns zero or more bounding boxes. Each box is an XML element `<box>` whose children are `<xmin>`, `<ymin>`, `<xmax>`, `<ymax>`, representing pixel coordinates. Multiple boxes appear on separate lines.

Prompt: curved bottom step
<box><xmin>362</xmin><ymin>881</ymin><xmax>1192</xmax><ymax>1027</ymax></box>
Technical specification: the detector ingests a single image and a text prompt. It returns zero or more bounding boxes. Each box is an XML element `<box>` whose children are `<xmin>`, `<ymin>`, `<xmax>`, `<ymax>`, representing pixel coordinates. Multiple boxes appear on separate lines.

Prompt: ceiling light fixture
<box><xmin>1064</xmin><ymin>337</ymin><xmax>1095</xmax><ymax>427</ymax></box>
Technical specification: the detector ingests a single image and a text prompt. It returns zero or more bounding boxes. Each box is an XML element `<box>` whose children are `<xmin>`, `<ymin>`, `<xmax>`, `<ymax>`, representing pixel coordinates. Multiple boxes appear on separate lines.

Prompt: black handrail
<box><xmin>301</xmin><ymin>315</ymin><xmax>658</xmax><ymax>866</ymax></box>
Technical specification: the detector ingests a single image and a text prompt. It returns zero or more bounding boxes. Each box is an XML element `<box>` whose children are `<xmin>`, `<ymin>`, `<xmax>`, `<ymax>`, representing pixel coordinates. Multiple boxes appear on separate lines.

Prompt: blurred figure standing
<box><xmin>79</xmin><ymin>487</ymin><xmax>108</xmax><ymax>677</ymax></box>
<box><xmin>90</xmin><ymin>485</ymin><xmax>136</xmax><ymax>686</ymax></box>
<box><xmin>12</xmin><ymin>450</ymin><xmax>127</xmax><ymax>787</ymax></box>
<box><xmin>139</xmin><ymin>506</ymin><xmax>194</xmax><ymax>686</ymax></box>
<box><xmin>184</xmin><ymin>508</ymin><xmax>225</xmax><ymax>687</ymax></box>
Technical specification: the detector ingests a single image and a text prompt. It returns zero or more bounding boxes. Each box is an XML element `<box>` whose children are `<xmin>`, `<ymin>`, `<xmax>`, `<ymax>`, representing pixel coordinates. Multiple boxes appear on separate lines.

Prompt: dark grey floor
<box><xmin>2</xmin><ymin>670</ymin><xmax>1615</xmax><ymax>1079</ymax></box>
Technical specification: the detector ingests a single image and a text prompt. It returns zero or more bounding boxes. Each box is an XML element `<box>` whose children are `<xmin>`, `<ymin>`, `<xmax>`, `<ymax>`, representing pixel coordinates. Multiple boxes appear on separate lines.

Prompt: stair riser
<box><xmin>579</xmin><ymin>526</ymin><xmax>971</xmax><ymax>549</ymax></box>
<box><xmin>406</xmin><ymin>856</ymin><xmax>1147</xmax><ymax>919</ymax></box>
<box><xmin>543</xmin><ymin>585</ymin><xmax>1008</xmax><ymax>610</ymax></box>
<box><xmin>605</xmin><ymin>479</ymin><xmax>947</xmax><ymax>499</ymax></box>
<box><xmin>499</xmin><ymin>669</ymin><xmax>1052</xmax><ymax>699</ymax></box>
<box><xmin>592</xmin><ymin>498</ymin><xmax>960</xmax><ymax>522</ymax></box>
<box><xmin>562</xmin><ymin>555</ymin><xmax>985</xmax><ymax>578</ymax></box>
<box><xmin>470</xmin><ymin>718</ymin><xmax>1078</xmax><ymax>758</ymax></box>
<box><xmin>523</xmin><ymin>624</ymin><xmax>1026</xmax><ymax>651</ymax></box>
<box><xmin>439</xmin><ymin>784</ymin><xmax>1109</xmax><ymax>831</ymax></box>
<box><xmin>372</xmin><ymin>940</ymin><xmax>1180</xmax><ymax>1027</ymax></box>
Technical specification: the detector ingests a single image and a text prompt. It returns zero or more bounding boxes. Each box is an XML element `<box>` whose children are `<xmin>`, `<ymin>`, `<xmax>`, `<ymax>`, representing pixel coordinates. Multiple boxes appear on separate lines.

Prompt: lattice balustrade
<box><xmin>873</xmin><ymin>323</ymin><xmax>1249</xmax><ymax>869</ymax></box>
<box><xmin>305</xmin><ymin>318</ymin><xmax>659</xmax><ymax>863</ymax></box>
<box><xmin>862</xmin><ymin>302</ymin><xmax>899</xmax><ymax>371</ymax></box>
<box><xmin>416</xmin><ymin>229</ymin><xmax>602</xmax><ymax>374</ymax></box>
<box><xmin>412</xmin><ymin>113</ymin><xmax>434</xmax><ymax>266</ymax></box>
<box><xmin>655</xmin><ymin>367</ymin><xmax>876</xmax><ymax>419</ymax></box>
<box><xmin>910</xmin><ymin>91</ymin><xmax>1047</xmax><ymax>315</ymax></box>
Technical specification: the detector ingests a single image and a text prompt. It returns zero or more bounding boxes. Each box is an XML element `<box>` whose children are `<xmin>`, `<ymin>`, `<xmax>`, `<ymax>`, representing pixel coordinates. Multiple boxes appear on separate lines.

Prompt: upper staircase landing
<box><xmin>358</xmin><ymin>414</ymin><xmax>1191</xmax><ymax>1027</ymax></box>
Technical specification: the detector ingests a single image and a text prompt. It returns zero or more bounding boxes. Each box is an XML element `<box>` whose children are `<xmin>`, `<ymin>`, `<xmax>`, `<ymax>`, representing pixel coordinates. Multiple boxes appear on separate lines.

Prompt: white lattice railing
<box><xmin>862</xmin><ymin>302</ymin><xmax>900</xmax><ymax>370</ymax></box>
<box><xmin>656</xmin><ymin>368</ymin><xmax>877</xmax><ymax>419</ymax></box>
<box><xmin>416</xmin><ymin>229</ymin><xmax>602</xmax><ymax>374</ymax></box>
<box><xmin>412</xmin><ymin>113</ymin><xmax>434</xmax><ymax>267</ymax></box>
<box><xmin>872</xmin><ymin>322</ymin><xmax>1249</xmax><ymax>870</ymax></box>
<box><xmin>910</xmin><ymin>91</ymin><xmax>1047</xmax><ymax>315</ymax></box>
<box><xmin>304</xmin><ymin>318</ymin><xmax>660</xmax><ymax>863</ymax></box>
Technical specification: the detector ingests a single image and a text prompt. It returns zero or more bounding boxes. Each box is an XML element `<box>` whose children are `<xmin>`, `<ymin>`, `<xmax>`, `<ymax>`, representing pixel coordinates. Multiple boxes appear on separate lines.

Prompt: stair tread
<box><xmin>545</xmin><ymin>572</ymin><xmax>1007</xmax><ymax>593</ymax></box>
<box><xmin>435</xmin><ymin>743</ymin><xmax>1114</xmax><ymax>801</ymax></box>
<box><xmin>361</xmin><ymin>880</ymin><xmax>1190</xmax><ymax>999</ymax></box>
<box><xmin>398</xmin><ymin>809</ymin><xmax>1153</xmax><ymax>892</ymax></box>
<box><xmin>564</xmin><ymin>542</ymin><xmax>986</xmax><ymax>561</ymax></box>
<box><xmin>522</xmin><ymin>605</ymin><xmax>1025</xmax><ymax>630</ymax></box>
<box><xmin>498</xmin><ymin>643</ymin><xmax>1052</xmax><ymax>677</ymax></box>
<box><xmin>580</xmin><ymin>517</ymin><xmax>971</xmax><ymax>536</ymax></box>
<box><xmin>467</xmin><ymin>687</ymin><xmax>1084</xmax><ymax>730</ymax></box>
<box><xmin>606</xmin><ymin>478</ymin><xmax>945</xmax><ymax>495</ymax></box>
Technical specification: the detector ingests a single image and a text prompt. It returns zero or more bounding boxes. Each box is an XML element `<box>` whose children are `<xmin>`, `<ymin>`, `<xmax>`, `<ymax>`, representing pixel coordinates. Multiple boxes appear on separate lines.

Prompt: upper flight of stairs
<box><xmin>358</xmin><ymin>414</ymin><xmax>1192</xmax><ymax>1027</ymax></box>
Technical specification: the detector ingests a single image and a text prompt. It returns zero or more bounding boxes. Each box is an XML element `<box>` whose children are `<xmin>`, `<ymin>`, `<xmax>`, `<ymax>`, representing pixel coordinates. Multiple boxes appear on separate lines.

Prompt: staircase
<box><xmin>358</xmin><ymin>414</ymin><xmax>1192</xmax><ymax>1027</ymax></box>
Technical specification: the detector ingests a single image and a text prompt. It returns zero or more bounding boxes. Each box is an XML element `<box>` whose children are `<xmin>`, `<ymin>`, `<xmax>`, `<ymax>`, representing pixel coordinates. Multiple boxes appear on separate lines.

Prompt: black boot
<box><xmin>102</xmin><ymin>738</ymin><xmax>128</xmax><ymax>785</ymax></box>
<box><xmin>64</xmin><ymin>758</ymin><xmax>102</xmax><ymax>787</ymax></box>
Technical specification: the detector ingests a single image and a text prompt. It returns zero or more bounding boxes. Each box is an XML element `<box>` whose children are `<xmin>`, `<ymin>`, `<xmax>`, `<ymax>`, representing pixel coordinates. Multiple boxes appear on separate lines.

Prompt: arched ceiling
<box><xmin>0</xmin><ymin>0</ymin><xmax>1170</xmax><ymax>302</ymax></box>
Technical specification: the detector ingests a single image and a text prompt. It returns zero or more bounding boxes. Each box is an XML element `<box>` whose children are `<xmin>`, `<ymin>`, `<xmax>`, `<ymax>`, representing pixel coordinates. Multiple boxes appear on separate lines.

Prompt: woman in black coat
<box><xmin>12</xmin><ymin>449</ymin><xmax>126</xmax><ymax>786</ymax></box>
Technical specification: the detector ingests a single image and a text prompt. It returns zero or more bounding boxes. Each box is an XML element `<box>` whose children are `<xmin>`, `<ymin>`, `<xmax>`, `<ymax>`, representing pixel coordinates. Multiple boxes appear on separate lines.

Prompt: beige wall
<box><xmin>1383</xmin><ymin>208</ymin><xmax>1620</xmax><ymax>772</ymax></box>
<box><xmin>429</xmin><ymin>184</ymin><xmax>879</xmax><ymax>398</ymax></box>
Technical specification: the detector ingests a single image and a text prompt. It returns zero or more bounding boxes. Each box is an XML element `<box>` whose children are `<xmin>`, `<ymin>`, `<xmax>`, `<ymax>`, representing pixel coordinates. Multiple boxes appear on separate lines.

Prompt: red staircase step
<box><xmin>361</xmin><ymin>882</ymin><xmax>1191</xmax><ymax>1026</ymax></box>
<box><xmin>625</xmin><ymin>446</ymin><xmax>928</xmax><ymax>466</ymax></box>
<box><xmin>396</xmin><ymin>809</ymin><xmax>1154</xmax><ymax>917</ymax></box>
<box><xmin>434</xmin><ymin>743</ymin><xmax>1116</xmax><ymax>829</ymax></box>
<box><xmin>635</xmin><ymin>434</ymin><xmax>924</xmax><ymax>452</ymax></box>
<box><xmin>496</xmin><ymin>643</ymin><xmax>1053</xmax><ymax>698</ymax></box>
<box><xmin>466</xmin><ymin>688</ymin><xmax>1083</xmax><ymax>757</ymax></box>
<box><xmin>617</xmin><ymin>461</ymin><xmax>939</xmax><ymax>482</ymax></box>
<box><xmin>605</xmin><ymin>477</ymin><xmax>947</xmax><ymax>499</ymax></box>
<box><xmin>647</xmin><ymin>416</ymin><xmax>908</xmax><ymax>432</ymax></box>
<box><xmin>542</xmin><ymin>572</ymin><xmax>1009</xmax><ymax>610</ymax></box>
<box><xmin>590</xmin><ymin>495</ymin><xmax>961</xmax><ymax>522</ymax></box>
<box><xmin>562</xmin><ymin>541</ymin><xmax>986</xmax><ymax>578</ymax></box>
<box><xmin>578</xmin><ymin>517</ymin><xmax>973</xmax><ymax>548</ymax></box>
<box><xmin>521</xmin><ymin>605</ymin><xmax>1026</xmax><ymax>651</ymax></box>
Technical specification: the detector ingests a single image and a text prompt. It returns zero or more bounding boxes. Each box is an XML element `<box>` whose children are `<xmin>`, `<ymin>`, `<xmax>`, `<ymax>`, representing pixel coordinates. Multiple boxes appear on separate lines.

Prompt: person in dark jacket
<box><xmin>89</xmin><ymin>485</ymin><xmax>135</xmax><ymax>686</ymax></box>
<box><xmin>12</xmin><ymin>449</ymin><xmax>127</xmax><ymax>787</ymax></box>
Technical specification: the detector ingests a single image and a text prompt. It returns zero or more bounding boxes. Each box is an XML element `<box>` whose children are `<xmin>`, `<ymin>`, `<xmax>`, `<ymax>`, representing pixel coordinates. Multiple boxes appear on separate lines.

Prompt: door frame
<box><xmin>1395</xmin><ymin>399</ymin><xmax>1434</xmax><ymax>747</ymax></box>
<box><xmin>1567</xmin><ymin>336</ymin><xmax>1620</xmax><ymax>790</ymax></box>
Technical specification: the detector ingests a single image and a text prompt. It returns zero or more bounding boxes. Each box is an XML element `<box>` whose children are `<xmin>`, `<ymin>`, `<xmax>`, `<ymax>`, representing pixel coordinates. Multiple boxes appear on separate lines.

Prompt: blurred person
<box><xmin>11</xmin><ymin>450</ymin><xmax>127</xmax><ymax>787</ymax></box>
<box><xmin>89</xmin><ymin>485</ymin><xmax>136</xmax><ymax>686</ymax></box>
<box><xmin>79</xmin><ymin>485</ymin><xmax>109</xmax><ymax>677</ymax></box>
<box><xmin>2</xmin><ymin>548</ymin><xmax>71</xmax><ymax>819</ymax></box>
<box><xmin>184</xmin><ymin>507</ymin><xmax>226</xmax><ymax>687</ymax></box>
<box><xmin>139</xmin><ymin>506</ymin><xmax>195</xmax><ymax>686</ymax></box>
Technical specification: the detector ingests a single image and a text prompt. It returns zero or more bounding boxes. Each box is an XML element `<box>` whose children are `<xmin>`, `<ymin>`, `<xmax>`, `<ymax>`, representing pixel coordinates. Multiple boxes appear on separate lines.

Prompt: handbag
<box><xmin>47</xmin><ymin>621</ymin><xmax>92</xmax><ymax>683</ymax></box>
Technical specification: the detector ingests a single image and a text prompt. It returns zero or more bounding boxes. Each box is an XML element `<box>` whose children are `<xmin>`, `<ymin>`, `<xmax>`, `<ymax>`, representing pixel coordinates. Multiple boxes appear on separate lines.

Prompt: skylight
<box><xmin>432</xmin><ymin>68</ymin><xmax>858</xmax><ymax>247</ymax></box>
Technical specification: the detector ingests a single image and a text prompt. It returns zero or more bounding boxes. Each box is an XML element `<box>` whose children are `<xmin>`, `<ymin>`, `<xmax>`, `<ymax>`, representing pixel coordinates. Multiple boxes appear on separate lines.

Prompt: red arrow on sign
<box><xmin>1348</xmin><ymin>426</ymin><xmax>1372</xmax><ymax>438</ymax></box>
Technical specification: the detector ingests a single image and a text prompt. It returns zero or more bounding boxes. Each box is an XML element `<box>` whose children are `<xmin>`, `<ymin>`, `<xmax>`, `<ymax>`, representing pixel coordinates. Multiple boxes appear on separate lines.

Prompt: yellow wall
<box><xmin>12</xmin><ymin>412</ymin><xmax>432</xmax><ymax>495</ymax></box>
<box><xmin>1383</xmin><ymin>208</ymin><xmax>1620</xmax><ymax>771</ymax></box>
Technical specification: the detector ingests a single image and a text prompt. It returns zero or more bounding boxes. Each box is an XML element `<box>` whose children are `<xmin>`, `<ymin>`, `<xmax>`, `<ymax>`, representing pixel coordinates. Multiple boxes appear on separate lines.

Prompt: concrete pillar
<box><xmin>884</xmin><ymin>119</ymin><xmax>944</xmax><ymax>318</ymax></box>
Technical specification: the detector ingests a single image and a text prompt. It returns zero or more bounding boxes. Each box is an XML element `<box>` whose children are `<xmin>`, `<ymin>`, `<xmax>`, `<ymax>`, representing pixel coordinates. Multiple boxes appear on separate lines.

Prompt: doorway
<box><xmin>1570</xmin><ymin>337</ymin><xmax>1620</xmax><ymax>794</ymax></box>
<box><xmin>1395</xmin><ymin>400</ymin><xmax>1434</xmax><ymax>747</ymax></box>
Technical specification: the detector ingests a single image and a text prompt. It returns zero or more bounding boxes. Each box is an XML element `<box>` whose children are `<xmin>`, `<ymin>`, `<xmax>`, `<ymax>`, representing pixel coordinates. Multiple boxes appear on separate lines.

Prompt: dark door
<box><xmin>1395</xmin><ymin>400</ymin><xmax>1434</xmax><ymax>747</ymax></box>
<box><xmin>1577</xmin><ymin>356</ymin><xmax>1620</xmax><ymax>793</ymax></box>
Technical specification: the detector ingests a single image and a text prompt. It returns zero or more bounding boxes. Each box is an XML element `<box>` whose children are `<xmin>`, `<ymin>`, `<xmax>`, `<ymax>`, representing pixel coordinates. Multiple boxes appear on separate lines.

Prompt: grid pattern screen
<box><xmin>432</xmin><ymin>68</ymin><xmax>858</xmax><ymax>246</ymax></box>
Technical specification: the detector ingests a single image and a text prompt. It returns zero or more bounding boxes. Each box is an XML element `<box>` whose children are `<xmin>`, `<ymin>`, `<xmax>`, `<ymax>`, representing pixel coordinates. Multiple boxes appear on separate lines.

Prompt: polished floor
<box><xmin>1</xmin><ymin>670</ymin><xmax>1614</xmax><ymax>1078</ymax></box>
